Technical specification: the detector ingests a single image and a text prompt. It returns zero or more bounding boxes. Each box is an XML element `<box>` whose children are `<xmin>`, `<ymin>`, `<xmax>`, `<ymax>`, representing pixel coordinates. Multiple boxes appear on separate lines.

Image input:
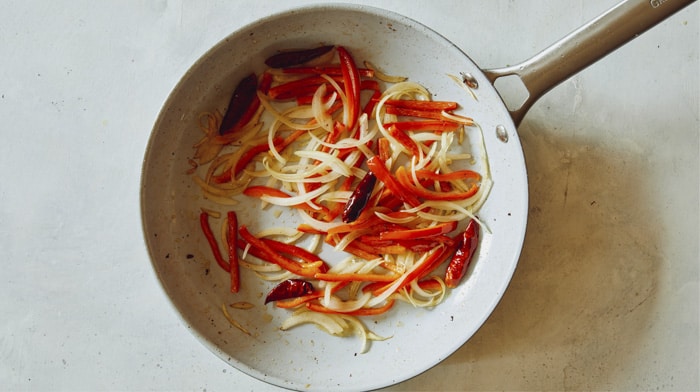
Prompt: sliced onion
<box><xmin>281</xmin><ymin>308</ymin><xmax>349</xmax><ymax>336</ymax></box>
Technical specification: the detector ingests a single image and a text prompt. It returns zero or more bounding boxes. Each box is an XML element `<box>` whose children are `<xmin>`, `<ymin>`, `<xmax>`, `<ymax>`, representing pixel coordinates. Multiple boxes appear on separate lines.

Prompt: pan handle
<box><xmin>483</xmin><ymin>0</ymin><xmax>696</xmax><ymax>127</ymax></box>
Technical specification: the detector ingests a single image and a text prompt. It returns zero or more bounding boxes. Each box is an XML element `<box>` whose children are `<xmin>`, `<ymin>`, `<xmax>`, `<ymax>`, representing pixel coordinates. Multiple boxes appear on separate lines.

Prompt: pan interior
<box><xmin>141</xmin><ymin>4</ymin><xmax>528</xmax><ymax>391</ymax></box>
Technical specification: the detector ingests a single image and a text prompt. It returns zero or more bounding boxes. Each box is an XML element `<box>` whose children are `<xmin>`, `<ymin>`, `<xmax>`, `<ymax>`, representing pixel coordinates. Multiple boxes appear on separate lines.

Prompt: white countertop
<box><xmin>1</xmin><ymin>1</ymin><xmax>698</xmax><ymax>391</ymax></box>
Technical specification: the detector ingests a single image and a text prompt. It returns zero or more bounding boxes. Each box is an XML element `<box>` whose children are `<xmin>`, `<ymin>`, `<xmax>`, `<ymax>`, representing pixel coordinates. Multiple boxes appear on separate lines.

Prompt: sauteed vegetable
<box><xmin>190</xmin><ymin>45</ymin><xmax>490</xmax><ymax>352</ymax></box>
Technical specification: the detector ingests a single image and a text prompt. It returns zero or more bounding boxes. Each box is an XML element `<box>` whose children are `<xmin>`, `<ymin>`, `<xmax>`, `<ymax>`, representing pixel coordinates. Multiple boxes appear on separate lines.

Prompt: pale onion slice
<box><xmin>440</xmin><ymin>110</ymin><xmax>474</xmax><ymax>126</ymax></box>
<box><xmin>280</xmin><ymin>308</ymin><xmax>349</xmax><ymax>336</ymax></box>
<box><xmin>257</xmin><ymin>91</ymin><xmax>320</xmax><ymax>131</ymax></box>
<box><xmin>322</xmin><ymin>292</ymin><xmax>372</xmax><ymax>312</ymax></box>
<box><xmin>255</xmin><ymin>270</ymin><xmax>296</xmax><ymax>281</ymax></box>
<box><xmin>258</xmin><ymin>183</ymin><xmax>331</xmax><ymax>207</ymax></box>
<box><xmin>295</xmin><ymin>150</ymin><xmax>353</xmax><ymax>177</ymax></box>
<box><xmin>317</xmin><ymin>190</ymin><xmax>353</xmax><ymax>203</ymax></box>
<box><xmin>298</xmin><ymin>210</ymin><xmax>342</xmax><ymax>232</ymax></box>
<box><xmin>367</xmin><ymin>249</ymin><xmax>435</xmax><ymax>308</ymax></box>
<box><xmin>447</xmin><ymin>73</ymin><xmax>478</xmax><ymax>101</ymax></box>
<box><xmin>374</xmin><ymin>211</ymin><xmax>417</xmax><ymax>224</ymax></box>
<box><xmin>337</xmin><ymin>315</ymin><xmax>391</xmax><ymax>354</ymax></box>
<box><xmin>254</xmin><ymin>227</ymin><xmax>304</xmax><ymax>243</ymax></box>
<box><xmin>363</xmin><ymin>60</ymin><xmax>407</xmax><ymax>83</ymax></box>
<box><xmin>221</xmin><ymin>304</ymin><xmax>251</xmax><ymax>336</ymax></box>
<box><xmin>320</xmin><ymin>74</ymin><xmax>349</xmax><ymax>128</ymax></box>
<box><xmin>311</xmin><ymin>84</ymin><xmax>335</xmax><ymax>133</ymax></box>
<box><xmin>262</xmin><ymin>158</ymin><xmax>343</xmax><ymax>184</ymax></box>
<box><xmin>239</xmin><ymin>259</ymin><xmax>282</xmax><ymax>273</ymax></box>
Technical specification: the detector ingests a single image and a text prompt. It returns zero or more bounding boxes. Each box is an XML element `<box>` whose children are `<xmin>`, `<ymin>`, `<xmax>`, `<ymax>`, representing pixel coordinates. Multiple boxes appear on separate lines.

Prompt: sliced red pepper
<box><xmin>395</xmin><ymin>166</ymin><xmax>479</xmax><ymax>201</ymax></box>
<box><xmin>366</xmin><ymin>156</ymin><xmax>421</xmax><ymax>207</ymax></box>
<box><xmin>360</xmin><ymin>235</ymin><xmax>454</xmax><ymax>253</ymax></box>
<box><xmin>199</xmin><ymin>211</ymin><xmax>230</xmax><ymax>272</ymax></box>
<box><xmin>337</xmin><ymin>46</ymin><xmax>361</xmax><ymax>132</ymax></box>
<box><xmin>385</xmin><ymin>106</ymin><xmax>449</xmax><ymax>121</ymax></box>
<box><xmin>444</xmin><ymin>219</ymin><xmax>479</xmax><ymax>288</ymax></box>
<box><xmin>384</xmin><ymin>99</ymin><xmax>459</xmax><ymax>111</ymax></box>
<box><xmin>219</xmin><ymin>73</ymin><xmax>259</xmax><ymax>135</ymax></box>
<box><xmin>305</xmin><ymin>299</ymin><xmax>395</xmax><ymax>316</ymax></box>
<box><xmin>383</xmin><ymin>120</ymin><xmax>461</xmax><ymax>133</ymax></box>
<box><xmin>313</xmin><ymin>271</ymin><xmax>398</xmax><ymax>283</ymax></box>
<box><xmin>227</xmin><ymin>211</ymin><xmax>240</xmax><ymax>293</ymax></box>
<box><xmin>238</xmin><ymin>225</ymin><xmax>322</xmax><ymax>278</ymax></box>
<box><xmin>386</xmin><ymin>124</ymin><xmax>421</xmax><ymax>157</ymax></box>
<box><xmin>267</xmin><ymin>75</ymin><xmax>342</xmax><ymax>100</ymax></box>
<box><xmin>233</xmin><ymin>137</ymin><xmax>284</xmax><ymax>177</ymax></box>
<box><xmin>264</xmin><ymin>45</ymin><xmax>335</xmax><ymax>68</ymax></box>
<box><xmin>377</xmin><ymin>138</ymin><xmax>392</xmax><ymax>161</ymax></box>
<box><xmin>296</xmin><ymin>224</ymin><xmax>327</xmax><ymax>235</ymax></box>
<box><xmin>372</xmin><ymin>245</ymin><xmax>453</xmax><ymax>296</ymax></box>
<box><xmin>378</xmin><ymin>220</ymin><xmax>457</xmax><ymax>241</ymax></box>
<box><xmin>413</xmin><ymin>169</ymin><xmax>481</xmax><ymax>182</ymax></box>
<box><xmin>259</xmin><ymin>71</ymin><xmax>273</xmax><ymax>94</ymax></box>
<box><xmin>243</xmin><ymin>185</ymin><xmax>332</xmax><ymax>218</ymax></box>
<box><xmin>262</xmin><ymin>238</ymin><xmax>328</xmax><ymax>271</ymax></box>
<box><xmin>264</xmin><ymin>279</ymin><xmax>314</xmax><ymax>304</ymax></box>
<box><xmin>282</xmin><ymin>65</ymin><xmax>375</xmax><ymax>78</ymax></box>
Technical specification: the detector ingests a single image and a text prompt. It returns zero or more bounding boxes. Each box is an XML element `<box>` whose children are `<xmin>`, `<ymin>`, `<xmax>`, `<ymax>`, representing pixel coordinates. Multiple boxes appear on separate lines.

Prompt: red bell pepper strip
<box><xmin>379</xmin><ymin>220</ymin><xmax>457</xmax><ymax>241</ymax></box>
<box><xmin>385</xmin><ymin>106</ymin><xmax>451</xmax><ymax>121</ymax></box>
<box><xmin>264</xmin><ymin>45</ymin><xmax>335</xmax><ymax>68</ymax></box>
<box><xmin>261</xmin><ymin>238</ymin><xmax>328</xmax><ymax>271</ymax></box>
<box><xmin>337</xmin><ymin>46</ymin><xmax>361</xmax><ymax>132</ymax></box>
<box><xmin>243</xmin><ymin>185</ymin><xmax>332</xmax><ymax>218</ymax></box>
<box><xmin>395</xmin><ymin>166</ymin><xmax>479</xmax><ymax>201</ymax></box>
<box><xmin>383</xmin><ymin>120</ymin><xmax>461</xmax><ymax>133</ymax></box>
<box><xmin>233</xmin><ymin>137</ymin><xmax>284</xmax><ymax>177</ymax></box>
<box><xmin>313</xmin><ymin>271</ymin><xmax>398</xmax><ymax>283</ymax></box>
<box><xmin>282</xmin><ymin>65</ymin><xmax>375</xmax><ymax>78</ymax></box>
<box><xmin>296</xmin><ymin>224</ymin><xmax>327</xmax><ymax>235</ymax></box>
<box><xmin>444</xmin><ymin>218</ymin><xmax>479</xmax><ymax>288</ymax></box>
<box><xmin>386</xmin><ymin>124</ymin><xmax>421</xmax><ymax>157</ymax></box>
<box><xmin>366</xmin><ymin>155</ymin><xmax>421</xmax><ymax>207</ymax></box>
<box><xmin>384</xmin><ymin>99</ymin><xmax>459</xmax><ymax>111</ymax></box>
<box><xmin>372</xmin><ymin>244</ymin><xmax>453</xmax><ymax>296</ymax></box>
<box><xmin>305</xmin><ymin>299</ymin><xmax>395</xmax><ymax>316</ymax></box>
<box><xmin>360</xmin><ymin>235</ymin><xmax>454</xmax><ymax>253</ymax></box>
<box><xmin>219</xmin><ymin>73</ymin><xmax>259</xmax><ymax>135</ymax></box>
<box><xmin>264</xmin><ymin>279</ymin><xmax>315</xmax><ymax>304</ymax></box>
<box><xmin>227</xmin><ymin>211</ymin><xmax>240</xmax><ymax>293</ymax></box>
<box><xmin>377</xmin><ymin>138</ymin><xmax>391</xmax><ymax>161</ymax></box>
<box><xmin>199</xmin><ymin>211</ymin><xmax>230</xmax><ymax>272</ymax></box>
<box><xmin>267</xmin><ymin>75</ymin><xmax>342</xmax><ymax>100</ymax></box>
<box><xmin>238</xmin><ymin>225</ymin><xmax>322</xmax><ymax>278</ymax></box>
<box><xmin>413</xmin><ymin>168</ymin><xmax>481</xmax><ymax>182</ymax></box>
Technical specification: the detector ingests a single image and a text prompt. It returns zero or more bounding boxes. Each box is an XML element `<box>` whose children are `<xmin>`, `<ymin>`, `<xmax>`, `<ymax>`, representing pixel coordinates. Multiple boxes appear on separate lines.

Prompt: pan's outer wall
<box><xmin>141</xmin><ymin>4</ymin><xmax>528</xmax><ymax>391</ymax></box>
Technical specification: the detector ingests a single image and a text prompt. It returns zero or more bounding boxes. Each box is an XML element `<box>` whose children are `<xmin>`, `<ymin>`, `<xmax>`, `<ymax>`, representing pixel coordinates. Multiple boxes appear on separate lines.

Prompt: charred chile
<box><xmin>219</xmin><ymin>73</ymin><xmax>258</xmax><ymax>135</ymax></box>
<box><xmin>342</xmin><ymin>171</ymin><xmax>377</xmax><ymax>223</ymax></box>
<box><xmin>264</xmin><ymin>279</ymin><xmax>314</xmax><ymax>304</ymax></box>
<box><xmin>444</xmin><ymin>219</ymin><xmax>479</xmax><ymax>288</ymax></box>
<box><xmin>264</xmin><ymin>45</ymin><xmax>335</xmax><ymax>68</ymax></box>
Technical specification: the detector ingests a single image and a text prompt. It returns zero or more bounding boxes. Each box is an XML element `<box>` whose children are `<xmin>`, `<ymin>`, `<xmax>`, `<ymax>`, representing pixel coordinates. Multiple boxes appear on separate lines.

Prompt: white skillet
<box><xmin>141</xmin><ymin>1</ymin><xmax>694</xmax><ymax>390</ymax></box>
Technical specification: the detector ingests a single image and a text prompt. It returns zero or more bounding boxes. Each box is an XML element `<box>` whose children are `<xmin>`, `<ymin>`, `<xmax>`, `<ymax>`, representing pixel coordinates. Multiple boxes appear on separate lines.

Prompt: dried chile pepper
<box><xmin>342</xmin><ymin>171</ymin><xmax>377</xmax><ymax>223</ymax></box>
<box><xmin>444</xmin><ymin>219</ymin><xmax>479</xmax><ymax>288</ymax></box>
<box><xmin>264</xmin><ymin>279</ymin><xmax>314</xmax><ymax>304</ymax></box>
<box><xmin>219</xmin><ymin>73</ymin><xmax>258</xmax><ymax>136</ymax></box>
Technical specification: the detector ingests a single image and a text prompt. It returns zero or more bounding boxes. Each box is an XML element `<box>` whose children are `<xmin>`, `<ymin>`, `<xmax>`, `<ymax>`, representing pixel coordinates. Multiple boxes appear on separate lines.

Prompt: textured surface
<box><xmin>1</xmin><ymin>1</ymin><xmax>697</xmax><ymax>391</ymax></box>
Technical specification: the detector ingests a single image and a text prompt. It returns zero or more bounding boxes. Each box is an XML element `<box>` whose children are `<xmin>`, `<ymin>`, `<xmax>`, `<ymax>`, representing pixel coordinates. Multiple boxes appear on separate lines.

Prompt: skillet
<box><xmin>140</xmin><ymin>1</ymin><xmax>695</xmax><ymax>390</ymax></box>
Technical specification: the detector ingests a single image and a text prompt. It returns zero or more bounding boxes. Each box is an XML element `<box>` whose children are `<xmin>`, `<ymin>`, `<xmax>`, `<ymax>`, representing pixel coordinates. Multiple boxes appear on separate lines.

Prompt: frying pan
<box><xmin>140</xmin><ymin>1</ymin><xmax>695</xmax><ymax>390</ymax></box>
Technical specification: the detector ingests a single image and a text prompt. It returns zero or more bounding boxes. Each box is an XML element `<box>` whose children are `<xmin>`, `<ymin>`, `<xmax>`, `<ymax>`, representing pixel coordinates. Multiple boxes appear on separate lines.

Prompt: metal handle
<box><xmin>483</xmin><ymin>0</ymin><xmax>696</xmax><ymax>127</ymax></box>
